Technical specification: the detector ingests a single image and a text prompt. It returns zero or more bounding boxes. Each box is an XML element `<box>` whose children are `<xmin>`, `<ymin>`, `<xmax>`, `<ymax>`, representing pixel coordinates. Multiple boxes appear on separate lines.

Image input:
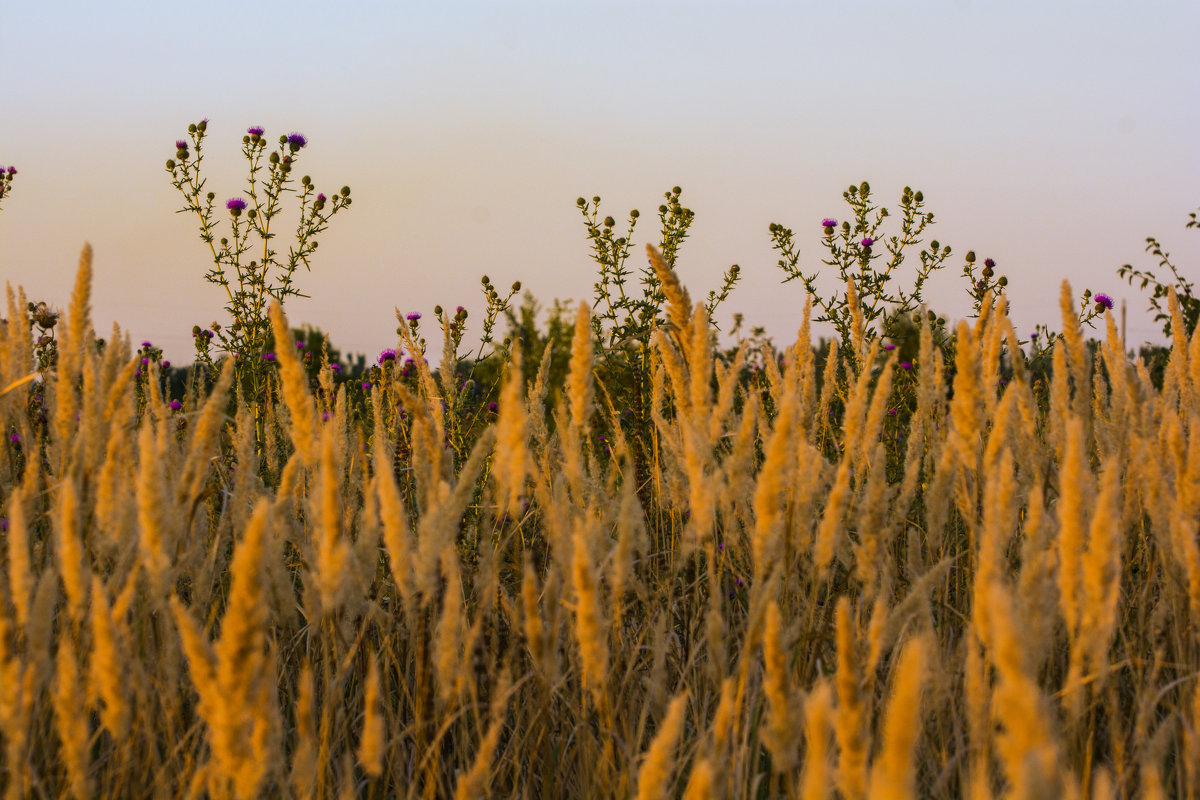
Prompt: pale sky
<box><xmin>2</xmin><ymin>0</ymin><xmax>1197</xmax><ymax>362</ymax></box>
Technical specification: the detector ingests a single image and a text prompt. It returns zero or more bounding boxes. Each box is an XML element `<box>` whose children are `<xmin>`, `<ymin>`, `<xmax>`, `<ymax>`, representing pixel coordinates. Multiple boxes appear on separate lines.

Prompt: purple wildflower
<box><xmin>861</xmin><ymin>237</ymin><xmax>874</xmax><ymax>247</ymax></box>
<box><xmin>247</xmin><ymin>125</ymin><xmax>264</xmax><ymax>137</ymax></box>
<box><xmin>316</xmin><ymin>193</ymin><xmax>326</xmax><ymax>203</ymax></box>
<box><xmin>1095</xmin><ymin>293</ymin><xmax>1114</xmax><ymax>311</ymax></box>
<box><xmin>161</xmin><ymin>361</ymin><xmax>170</xmax><ymax>369</ymax></box>
<box><xmin>900</xmin><ymin>361</ymin><xmax>913</xmax><ymax>370</ymax></box>
<box><xmin>487</xmin><ymin>401</ymin><xmax>498</xmax><ymax>413</ymax></box>
<box><xmin>322</xmin><ymin>411</ymin><xmax>331</xmax><ymax>422</ymax></box>
<box><xmin>329</xmin><ymin>363</ymin><xmax>342</xmax><ymax>373</ymax></box>
<box><xmin>378</xmin><ymin>348</ymin><xmax>397</xmax><ymax>364</ymax></box>
<box><xmin>888</xmin><ymin>408</ymin><xmax>898</xmax><ymax>416</ymax></box>
<box><xmin>361</xmin><ymin>382</ymin><xmax>371</xmax><ymax>390</ymax></box>
<box><xmin>226</xmin><ymin>197</ymin><xmax>247</xmax><ymax>213</ymax></box>
<box><xmin>1030</xmin><ymin>332</ymin><xmax>1038</xmax><ymax>340</ymax></box>
<box><xmin>406</xmin><ymin>312</ymin><xmax>421</xmax><ymax>321</ymax></box>
<box><xmin>10</xmin><ymin>433</ymin><xmax>19</xmax><ymax>443</ymax></box>
<box><xmin>142</xmin><ymin>340</ymin><xmax>152</xmax><ymax>348</ymax></box>
<box><xmin>884</xmin><ymin>343</ymin><xmax>896</xmax><ymax>351</ymax></box>
<box><xmin>175</xmin><ymin>140</ymin><xmax>188</xmax><ymax>150</ymax></box>
<box><xmin>984</xmin><ymin>258</ymin><xmax>996</xmax><ymax>268</ymax></box>
<box><xmin>169</xmin><ymin>400</ymin><xmax>182</xmax><ymax>412</ymax></box>
<box><xmin>296</xmin><ymin>340</ymin><xmax>305</xmax><ymax>348</ymax></box>
<box><xmin>821</xmin><ymin>218</ymin><xmax>837</xmax><ymax>228</ymax></box>
<box><xmin>287</xmin><ymin>133</ymin><xmax>307</xmax><ymax>150</ymax></box>
<box><xmin>6</xmin><ymin>167</ymin><xmax>14</xmax><ymax>175</ymax></box>
<box><xmin>140</xmin><ymin>358</ymin><xmax>149</xmax><ymax>365</ymax></box>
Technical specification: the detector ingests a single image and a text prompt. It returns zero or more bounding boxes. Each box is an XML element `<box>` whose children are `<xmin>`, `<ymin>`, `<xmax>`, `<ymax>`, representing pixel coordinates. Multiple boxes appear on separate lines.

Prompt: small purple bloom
<box><xmin>322</xmin><ymin>411</ymin><xmax>331</xmax><ymax>422</ymax></box>
<box><xmin>10</xmin><ymin>433</ymin><xmax>19</xmax><ymax>444</ymax></box>
<box><xmin>140</xmin><ymin>358</ymin><xmax>149</xmax><ymax>365</ymax></box>
<box><xmin>1095</xmin><ymin>293</ymin><xmax>1114</xmax><ymax>311</ymax></box>
<box><xmin>487</xmin><ymin>401</ymin><xmax>498</xmax><ymax>413</ymax></box>
<box><xmin>900</xmin><ymin>361</ymin><xmax>912</xmax><ymax>370</ymax></box>
<box><xmin>247</xmin><ymin>125</ymin><xmax>264</xmax><ymax>137</ymax></box>
<box><xmin>888</xmin><ymin>408</ymin><xmax>898</xmax><ymax>416</ymax></box>
<box><xmin>175</xmin><ymin>140</ymin><xmax>188</xmax><ymax>150</ymax></box>
<box><xmin>169</xmin><ymin>400</ymin><xmax>182</xmax><ymax>412</ymax></box>
<box><xmin>821</xmin><ymin>218</ymin><xmax>837</xmax><ymax>228</ymax></box>
<box><xmin>861</xmin><ymin>237</ymin><xmax>874</xmax><ymax>247</ymax></box>
<box><xmin>142</xmin><ymin>340</ymin><xmax>152</xmax><ymax>348</ymax></box>
<box><xmin>1030</xmin><ymin>332</ymin><xmax>1039</xmax><ymax>340</ymax></box>
<box><xmin>287</xmin><ymin>133</ymin><xmax>307</xmax><ymax>149</ymax></box>
<box><xmin>378</xmin><ymin>348</ymin><xmax>397</xmax><ymax>364</ymax></box>
<box><xmin>261</xmin><ymin>352</ymin><xmax>276</xmax><ymax>362</ymax></box>
<box><xmin>984</xmin><ymin>258</ymin><xmax>996</xmax><ymax>268</ymax></box>
<box><xmin>361</xmin><ymin>382</ymin><xmax>371</xmax><ymax>390</ymax></box>
<box><xmin>0</xmin><ymin>518</ymin><xmax>6</xmax><ymax>531</ymax></box>
<box><xmin>296</xmin><ymin>340</ymin><xmax>305</xmax><ymax>348</ymax></box>
<box><xmin>6</xmin><ymin>167</ymin><xmax>14</xmax><ymax>175</ymax></box>
<box><xmin>316</xmin><ymin>193</ymin><xmax>326</xmax><ymax>203</ymax></box>
<box><xmin>406</xmin><ymin>312</ymin><xmax>421</xmax><ymax>321</ymax></box>
<box><xmin>161</xmin><ymin>361</ymin><xmax>170</xmax><ymax>369</ymax></box>
<box><xmin>884</xmin><ymin>343</ymin><xmax>896</xmax><ymax>351</ymax></box>
<box><xmin>329</xmin><ymin>363</ymin><xmax>342</xmax><ymax>372</ymax></box>
<box><xmin>226</xmin><ymin>197</ymin><xmax>247</xmax><ymax>212</ymax></box>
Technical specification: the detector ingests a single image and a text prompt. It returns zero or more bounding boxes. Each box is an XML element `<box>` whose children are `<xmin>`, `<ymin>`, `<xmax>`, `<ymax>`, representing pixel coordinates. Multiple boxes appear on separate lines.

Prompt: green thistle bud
<box><xmin>197</xmin><ymin>120</ymin><xmax>206</xmax><ymax>132</ymax></box>
<box><xmin>592</xmin><ymin>196</ymin><xmax>600</xmax><ymax>203</ymax></box>
<box><xmin>659</xmin><ymin>205</ymin><xmax>668</xmax><ymax>214</ymax></box>
<box><xmin>965</xmin><ymin>251</ymin><xmax>976</xmax><ymax>263</ymax></box>
<box><xmin>577</xmin><ymin>197</ymin><xmax>586</xmax><ymax>207</ymax></box>
<box><xmin>166</xmin><ymin>159</ymin><xmax>175</xmax><ymax>169</ymax></box>
<box><xmin>998</xmin><ymin>276</ymin><xmax>1008</xmax><ymax>286</ymax></box>
<box><xmin>188</xmin><ymin>124</ymin><xmax>197</xmax><ymax>134</ymax></box>
<box><xmin>914</xmin><ymin>190</ymin><xmax>923</xmax><ymax>202</ymax></box>
<box><xmin>340</xmin><ymin>186</ymin><xmax>350</xmax><ymax>197</ymax></box>
<box><xmin>603</xmin><ymin>216</ymin><xmax>615</xmax><ymax>228</ymax></box>
<box><xmin>630</xmin><ymin>209</ymin><xmax>639</xmax><ymax>218</ymax></box>
<box><xmin>243</xmin><ymin>135</ymin><xmax>251</xmax><ymax>144</ymax></box>
<box><xmin>512</xmin><ymin>281</ymin><xmax>521</xmax><ymax>291</ymax></box>
<box><xmin>434</xmin><ymin>305</ymin><xmax>443</xmax><ymax>316</ymax></box>
<box><xmin>672</xmin><ymin>186</ymin><xmax>682</xmax><ymax>195</ymax></box>
<box><xmin>269</xmin><ymin>152</ymin><xmax>280</xmax><ymax>164</ymax></box>
<box><xmin>279</xmin><ymin>135</ymin><xmax>289</xmax><ymax>145</ymax></box>
<box><xmin>860</xmin><ymin>181</ymin><xmax>870</xmax><ymax>194</ymax></box>
<box><xmin>207</xmin><ymin>192</ymin><xmax>215</xmax><ymax>201</ymax></box>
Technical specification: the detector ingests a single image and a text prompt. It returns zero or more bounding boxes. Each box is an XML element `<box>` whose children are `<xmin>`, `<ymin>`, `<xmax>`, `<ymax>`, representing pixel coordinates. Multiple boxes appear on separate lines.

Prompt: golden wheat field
<box><xmin>1</xmin><ymin>242</ymin><xmax>1199</xmax><ymax>799</ymax></box>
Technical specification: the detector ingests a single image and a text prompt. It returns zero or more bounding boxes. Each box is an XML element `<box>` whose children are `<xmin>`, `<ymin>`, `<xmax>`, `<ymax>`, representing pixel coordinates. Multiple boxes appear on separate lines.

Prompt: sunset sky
<box><xmin>2</xmin><ymin>0</ymin><xmax>1197</xmax><ymax>362</ymax></box>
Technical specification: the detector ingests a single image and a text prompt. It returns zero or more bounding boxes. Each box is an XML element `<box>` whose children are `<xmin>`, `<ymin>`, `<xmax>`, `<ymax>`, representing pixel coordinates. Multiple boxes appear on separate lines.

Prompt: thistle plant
<box><xmin>1118</xmin><ymin>204</ymin><xmax>1199</xmax><ymax>339</ymax></box>
<box><xmin>770</xmin><ymin>182</ymin><xmax>952</xmax><ymax>367</ymax></box>
<box><xmin>166</xmin><ymin>119</ymin><xmax>352</xmax><ymax>442</ymax></box>
<box><xmin>0</xmin><ymin>164</ymin><xmax>15</xmax><ymax>211</ymax></box>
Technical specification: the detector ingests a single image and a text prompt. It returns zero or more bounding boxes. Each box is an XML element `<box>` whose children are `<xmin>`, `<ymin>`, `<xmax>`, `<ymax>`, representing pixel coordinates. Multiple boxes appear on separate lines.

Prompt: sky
<box><xmin>1</xmin><ymin>0</ymin><xmax>1198</xmax><ymax>363</ymax></box>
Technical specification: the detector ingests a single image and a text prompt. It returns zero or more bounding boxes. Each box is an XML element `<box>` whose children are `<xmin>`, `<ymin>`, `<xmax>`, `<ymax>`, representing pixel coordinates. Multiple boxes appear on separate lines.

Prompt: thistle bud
<box><xmin>630</xmin><ymin>209</ymin><xmax>639</xmax><ymax>218</ymax></box>
<box><xmin>512</xmin><ymin>281</ymin><xmax>521</xmax><ymax>291</ymax></box>
<box><xmin>188</xmin><ymin>124</ymin><xmax>197</xmax><ymax>134</ymax></box>
<box><xmin>965</xmin><ymin>251</ymin><xmax>976</xmax><ymax>263</ymax></box>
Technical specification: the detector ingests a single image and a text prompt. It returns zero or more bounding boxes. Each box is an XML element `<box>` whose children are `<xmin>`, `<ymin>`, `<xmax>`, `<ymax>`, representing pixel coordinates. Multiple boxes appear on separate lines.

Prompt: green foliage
<box><xmin>1118</xmin><ymin>205</ymin><xmax>1200</xmax><ymax>339</ymax></box>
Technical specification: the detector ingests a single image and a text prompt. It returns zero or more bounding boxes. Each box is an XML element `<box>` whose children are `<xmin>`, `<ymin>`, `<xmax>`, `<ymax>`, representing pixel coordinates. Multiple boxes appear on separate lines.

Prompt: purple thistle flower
<box><xmin>296</xmin><ymin>340</ymin><xmax>305</xmax><ymax>348</ymax></box>
<box><xmin>140</xmin><ymin>358</ymin><xmax>149</xmax><ymax>365</ymax></box>
<box><xmin>984</xmin><ymin>258</ymin><xmax>996</xmax><ymax>268</ymax></box>
<box><xmin>226</xmin><ymin>197</ymin><xmax>247</xmax><ymax>212</ymax></box>
<box><xmin>161</xmin><ymin>360</ymin><xmax>170</xmax><ymax>369</ymax></box>
<box><xmin>406</xmin><ymin>312</ymin><xmax>421</xmax><ymax>321</ymax></box>
<box><xmin>487</xmin><ymin>401</ymin><xmax>498</xmax><ymax>413</ymax></box>
<box><xmin>175</xmin><ymin>140</ymin><xmax>188</xmax><ymax>150</ymax></box>
<box><xmin>1030</xmin><ymin>331</ymin><xmax>1039</xmax><ymax>340</ymax></box>
<box><xmin>821</xmin><ymin>218</ymin><xmax>837</xmax><ymax>228</ymax></box>
<box><xmin>378</xmin><ymin>348</ymin><xmax>397</xmax><ymax>364</ymax></box>
<box><xmin>287</xmin><ymin>133</ymin><xmax>307</xmax><ymax>149</ymax></box>
<box><xmin>329</xmin><ymin>363</ymin><xmax>342</xmax><ymax>372</ymax></box>
<box><xmin>1095</xmin><ymin>293</ymin><xmax>1114</xmax><ymax>311</ymax></box>
<box><xmin>884</xmin><ymin>343</ymin><xmax>896</xmax><ymax>351</ymax></box>
<box><xmin>10</xmin><ymin>433</ymin><xmax>19</xmax><ymax>443</ymax></box>
<box><xmin>247</xmin><ymin>125</ymin><xmax>264</xmax><ymax>137</ymax></box>
<box><xmin>6</xmin><ymin>167</ymin><xmax>14</xmax><ymax>175</ymax></box>
<box><xmin>142</xmin><ymin>340</ymin><xmax>152</xmax><ymax>348</ymax></box>
<box><xmin>861</xmin><ymin>237</ymin><xmax>874</xmax><ymax>247</ymax></box>
<box><xmin>888</xmin><ymin>408</ymin><xmax>898</xmax><ymax>416</ymax></box>
<box><xmin>169</xmin><ymin>400</ymin><xmax>182</xmax><ymax>412</ymax></box>
<box><xmin>361</xmin><ymin>381</ymin><xmax>371</xmax><ymax>390</ymax></box>
<box><xmin>900</xmin><ymin>361</ymin><xmax>913</xmax><ymax>370</ymax></box>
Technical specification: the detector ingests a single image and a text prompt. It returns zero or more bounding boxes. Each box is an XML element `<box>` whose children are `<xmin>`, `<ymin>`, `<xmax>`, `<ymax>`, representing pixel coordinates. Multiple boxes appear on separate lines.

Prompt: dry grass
<box><xmin>0</xmin><ymin>244</ymin><xmax>1198</xmax><ymax>798</ymax></box>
